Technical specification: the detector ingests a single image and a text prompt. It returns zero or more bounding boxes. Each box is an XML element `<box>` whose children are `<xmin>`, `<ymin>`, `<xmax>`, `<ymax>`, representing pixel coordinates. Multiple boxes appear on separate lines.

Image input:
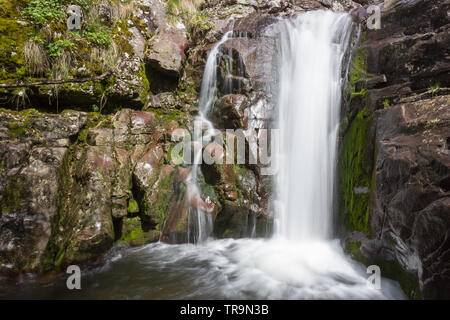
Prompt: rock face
<box><xmin>372</xmin><ymin>96</ymin><xmax>450</xmax><ymax>299</ymax></box>
<box><xmin>341</xmin><ymin>0</ymin><xmax>450</xmax><ymax>299</ymax></box>
<box><xmin>142</xmin><ymin>0</ymin><xmax>188</xmax><ymax>87</ymax></box>
<box><xmin>0</xmin><ymin>110</ymin><xmax>87</xmax><ymax>273</ymax></box>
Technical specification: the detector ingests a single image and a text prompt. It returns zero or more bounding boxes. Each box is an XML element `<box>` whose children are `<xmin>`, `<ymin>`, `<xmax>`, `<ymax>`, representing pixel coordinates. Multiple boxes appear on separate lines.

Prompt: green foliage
<box><xmin>47</xmin><ymin>39</ymin><xmax>76</xmax><ymax>58</ymax></box>
<box><xmin>340</xmin><ymin>107</ymin><xmax>374</xmax><ymax>235</ymax></box>
<box><xmin>167</xmin><ymin>0</ymin><xmax>181</xmax><ymax>15</ymax></box>
<box><xmin>82</xmin><ymin>23</ymin><xmax>111</xmax><ymax>47</ymax></box>
<box><xmin>63</xmin><ymin>0</ymin><xmax>92</xmax><ymax>10</ymax></box>
<box><xmin>383</xmin><ymin>98</ymin><xmax>391</xmax><ymax>108</ymax></box>
<box><xmin>23</xmin><ymin>0</ymin><xmax>65</xmax><ymax>24</ymax></box>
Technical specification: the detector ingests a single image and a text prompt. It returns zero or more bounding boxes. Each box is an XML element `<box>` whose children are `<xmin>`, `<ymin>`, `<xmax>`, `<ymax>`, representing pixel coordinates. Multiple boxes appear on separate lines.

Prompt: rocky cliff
<box><xmin>341</xmin><ymin>0</ymin><xmax>449</xmax><ymax>299</ymax></box>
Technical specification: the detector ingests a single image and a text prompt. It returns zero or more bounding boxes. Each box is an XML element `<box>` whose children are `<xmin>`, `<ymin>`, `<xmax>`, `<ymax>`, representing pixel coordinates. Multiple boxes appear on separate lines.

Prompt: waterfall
<box><xmin>274</xmin><ymin>11</ymin><xmax>354</xmax><ymax>241</ymax></box>
<box><xmin>186</xmin><ymin>30</ymin><xmax>234</xmax><ymax>243</ymax></box>
<box><xmin>9</xmin><ymin>11</ymin><xmax>405</xmax><ymax>300</ymax></box>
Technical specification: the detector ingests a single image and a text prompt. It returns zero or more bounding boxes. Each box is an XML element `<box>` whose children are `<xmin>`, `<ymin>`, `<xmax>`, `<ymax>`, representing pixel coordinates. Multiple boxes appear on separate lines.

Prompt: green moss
<box><xmin>145</xmin><ymin>107</ymin><xmax>186</xmax><ymax>125</ymax></box>
<box><xmin>127</xmin><ymin>199</ymin><xmax>139</xmax><ymax>214</ymax></box>
<box><xmin>0</xmin><ymin>5</ymin><xmax>30</xmax><ymax>81</ymax></box>
<box><xmin>120</xmin><ymin>217</ymin><xmax>157</xmax><ymax>246</ymax></box>
<box><xmin>40</xmin><ymin>147</ymin><xmax>73</xmax><ymax>271</ymax></box>
<box><xmin>348</xmin><ymin>47</ymin><xmax>368</xmax><ymax>97</ymax></box>
<box><xmin>7</xmin><ymin>121</ymin><xmax>26</xmax><ymax>138</ymax></box>
<box><xmin>140</xmin><ymin>172</ymin><xmax>174</xmax><ymax>231</ymax></box>
<box><xmin>1</xmin><ymin>176</ymin><xmax>23</xmax><ymax>215</ymax></box>
<box><xmin>340</xmin><ymin>107</ymin><xmax>374</xmax><ymax>235</ymax></box>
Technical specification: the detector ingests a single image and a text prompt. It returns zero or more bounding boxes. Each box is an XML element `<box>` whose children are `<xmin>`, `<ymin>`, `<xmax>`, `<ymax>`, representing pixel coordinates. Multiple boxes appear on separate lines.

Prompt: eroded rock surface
<box><xmin>341</xmin><ymin>0</ymin><xmax>450</xmax><ymax>299</ymax></box>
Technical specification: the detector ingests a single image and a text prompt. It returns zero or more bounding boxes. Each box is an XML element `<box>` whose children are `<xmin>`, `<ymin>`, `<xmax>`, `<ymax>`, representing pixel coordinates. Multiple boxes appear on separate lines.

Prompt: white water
<box><xmin>185</xmin><ymin>31</ymin><xmax>234</xmax><ymax>243</ymax></box>
<box><xmin>274</xmin><ymin>11</ymin><xmax>352</xmax><ymax>240</ymax></box>
<box><xmin>177</xmin><ymin>10</ymin><xmax>403</xmax><ymax>299</ymax></box>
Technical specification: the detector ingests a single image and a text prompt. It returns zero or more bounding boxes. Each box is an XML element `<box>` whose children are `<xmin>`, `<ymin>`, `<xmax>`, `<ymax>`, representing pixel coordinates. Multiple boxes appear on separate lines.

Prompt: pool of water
<box><xmin>1</xmin><ymin>238</ymin><xmax>406</xmax><ymax>300</ymax></box>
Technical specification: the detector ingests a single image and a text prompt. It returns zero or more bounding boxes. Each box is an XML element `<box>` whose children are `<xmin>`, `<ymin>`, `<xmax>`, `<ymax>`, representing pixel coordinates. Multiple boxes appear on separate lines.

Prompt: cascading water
<box><xmin>274</xmin><ymin>11</ymin><xmax>353</xmax><ymax>241</ymax></box>
<box><xmin>186</xmin><ymin>30</ymin><xmax>233</xmax><ymax>243</ymax></box>
<box><xmin>4</xmin><ymin>11</ymin><xmax>406</xmax><ymax>300</ymax></box>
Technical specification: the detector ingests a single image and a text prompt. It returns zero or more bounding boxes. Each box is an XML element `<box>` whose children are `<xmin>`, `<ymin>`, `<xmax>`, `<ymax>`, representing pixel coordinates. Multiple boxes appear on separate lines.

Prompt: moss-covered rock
<box><xmin>340</xmin><ymin>107</ymin><xmax>374</xmax><ymax>235</ymax></box>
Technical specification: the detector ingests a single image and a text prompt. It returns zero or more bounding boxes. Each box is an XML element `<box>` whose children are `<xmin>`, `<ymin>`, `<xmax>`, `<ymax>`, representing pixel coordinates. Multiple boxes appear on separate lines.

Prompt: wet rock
<box><xmin>210</xmin><ymin>94</ymin><xmax>248</xmax><ymax>129</ymax></box>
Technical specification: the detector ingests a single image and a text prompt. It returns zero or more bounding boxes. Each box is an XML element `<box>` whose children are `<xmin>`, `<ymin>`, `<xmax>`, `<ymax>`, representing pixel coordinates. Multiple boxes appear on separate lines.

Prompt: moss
<box><xmin>120</xmin><ymin>217</ymin><xmax>157</xmax><ymax>246</ymax></box>
<box><xmin>340</xmin><ymin>107</ymin><xmax>374</xmax><ymax>235</ymax></box>
<box><xmin>140</xmin><ymin>171</ymin><xmax>174</xmax><ymax>231</ymax></box>
<box><xmin>127</xmin><ymin>198</ymin><xmax>139</xmax><ymax>214</ymax></box>
<box><xmin>139</xmin><ymin>63</ymin><xmax>150</xmax><ymax>103</ymax></box>
<box><xmin>39</xmin><ymin>147</ymin><xmax>73</xmax><ymax>271</ymax></box>
<box><xmin>7</xmin><ymin>121</ymin><xmax>26</xmax><ymax>138</ymax></box>
<box><xmin>345</xmin><ymin>241</ymin><xmax>422</xmax><ymax>300</ymax></box>
<box><xmin>0</xmin><ymin>3</ymin><xmax>30</xmax><ymax>81</ymax></box>
<box><xmin>348</xmin><ymin>47</ymin><xmax>368</xmax><ymax>97</ymax></box>
<box><xmin>145</xmin><ymin>107</ymin><xmax>186</xmax><ymax>126</ymax></box>
<box><xmin>1</xmin><ymin>176</ymin><xmax>24</xmax><ymax>215</ymax></box>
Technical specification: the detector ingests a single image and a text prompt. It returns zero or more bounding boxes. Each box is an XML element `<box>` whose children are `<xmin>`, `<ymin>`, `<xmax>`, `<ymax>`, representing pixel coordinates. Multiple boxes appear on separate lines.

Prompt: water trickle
<box><xmin>185</xmin><ymin>30</ymin><xmax>234</xmax><ymax>243</ymax></box>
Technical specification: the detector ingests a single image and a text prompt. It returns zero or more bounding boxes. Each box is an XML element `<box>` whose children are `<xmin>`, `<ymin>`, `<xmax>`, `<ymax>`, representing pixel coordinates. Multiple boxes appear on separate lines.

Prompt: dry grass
<box><xmin>87</xmin><ymin>1</ymin><xmax>135</xmax><ymax>23</ymax></box>
<box><xmin>23</xmin><ymin>40</ymin><xmax>49</xmax><ymax>76</ymax></box>
<box><xmin>90</xmin><ymin>41</ymin><xmax>120</xmax><ymax>71</ymax></box>
<box><xmin>167</xmin><ymin>0</ymin><xmax>206</xmax><ymax>27</ymax></box>
<box><xmin>177</xmin><ymin>0</ymin><xmax>205</xmax><ymax>13</ymax></box>
<box><xmin>113</xmin><ymin>1</ymin><xmax>135</xmax><ymax>22</ymax></box>
<box><xmin>169</xmin><ymin>0</ymin><xmax>205</xmax><ymax>14</ymax></box>
<box><xmin>52</xmin><ymin>50</ymin><xmax>72</xmax><ymax>80</ymax></box>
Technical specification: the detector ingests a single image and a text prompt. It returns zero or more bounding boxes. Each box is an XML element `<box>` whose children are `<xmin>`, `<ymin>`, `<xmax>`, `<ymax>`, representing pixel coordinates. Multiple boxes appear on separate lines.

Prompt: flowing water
<box><xmin>185</xmin><ymin>30</ymin><xmax>233</xmax><ymax>243</ymax></box>
<box><xmin>1</xmin><ymin>11</ymin><xmax>406</xmax><ymax>300</ymax></box>
<box><xmin>274</xmin><ymin>11</ymin><xmax>352</xmax><ymax>240</ymax></box>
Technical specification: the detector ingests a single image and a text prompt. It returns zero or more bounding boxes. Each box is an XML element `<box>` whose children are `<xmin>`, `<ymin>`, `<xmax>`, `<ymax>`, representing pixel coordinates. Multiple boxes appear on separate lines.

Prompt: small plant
<box><xmin>92</xmin><ymin>104</ymin><xmax>99</xmax><ymax>112</ymax></box>
<box><xmin>83</xmin><ymin>23</ymin><xmax>111</xmax><ymax>47</ymax></box>
<box><xmin>383</xmin><ymin>98</ymin><xmax>391</xmax><ymax>108</ymax></box>
<box><xmin>23</xmin><ymin>0</ymin><xmax>65</xmax><ymax>24</ymax></box>
<box><xmin>429</xmin><ymin>82</ymin><xmax>440</xmax><ymax>91</ymax></box>
<box><xmin>351</xmin><ymin>88</ymin><xmax>368</xmax><ymax>97</ymax></box>
<box><xmin>47</xmin><ymin>40</ymin><xmax>76</xmax><ymax>58</ymax></box>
